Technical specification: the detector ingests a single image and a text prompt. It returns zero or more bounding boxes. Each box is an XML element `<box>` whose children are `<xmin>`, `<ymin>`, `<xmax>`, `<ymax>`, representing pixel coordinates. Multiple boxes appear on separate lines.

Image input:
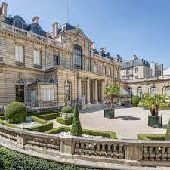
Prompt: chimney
<box><xmin>52</xmin><ymin>21</ymin><xmax>59</xmax><ymax>38</ymax></box>
<box><xmin>133</xmin><ymin>55</ymin><xmax>138</xmax><ymax>60</ymax></box>
<box><xmin>32</xmin><ymin>16</ymin><xmax>39</xmax><ymax>24</ymax></box>
<box><xmin>1</xmin><ymin>2</ymin><xmax>8</xmax><ymax>17</ymax></box>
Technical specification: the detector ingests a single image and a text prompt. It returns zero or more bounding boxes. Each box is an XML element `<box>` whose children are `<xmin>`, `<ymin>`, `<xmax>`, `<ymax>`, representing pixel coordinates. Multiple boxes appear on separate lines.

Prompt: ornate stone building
<box><xmin>0</xmin><ymin>2</ymin><xmax>120</xmax><ymax>108</ymax></box>
<box><xmin>123</xmin><ymin>76</ymin><xmax>170</xmax><ymax>98</ymax></box>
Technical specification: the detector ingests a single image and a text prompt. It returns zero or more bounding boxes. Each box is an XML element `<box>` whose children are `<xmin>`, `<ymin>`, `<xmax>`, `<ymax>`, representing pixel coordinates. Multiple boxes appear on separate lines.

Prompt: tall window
<box><xmin>150</xmin><ymin>86</ymin><xmax>157</xmax><ymax>96</ymax></box>
<box><xmin>15</xmin><ymin>45</ymin><xmax>24</xmax><ymax>63</ymax></box>
<box><xmin>41</xmin><ymin>86</ymin><xmax>54</xmax><ymax>101</ymax></box>
<box><xmin>73</xmin><ymin>45</ymin><xmax>82</xmax><ymax>69</ymax></box>
<box><xmin>165</xmin><ymin>86</ymin><xmax>170</xmax><ymax>96</ymax></box>
<box><xmin>54</xmin><ymin>54</ymin><xmax>60</xmax><ymax>65</ymax></box>
<box><xmin>33</xmin><ymin>50</ymin><xmax>41</xmax><ymax>65</ymax></box>
<box><xmin>134</xmin><ymin>67</ymin><xmax>138</xmax><ymax>73</ymax></box>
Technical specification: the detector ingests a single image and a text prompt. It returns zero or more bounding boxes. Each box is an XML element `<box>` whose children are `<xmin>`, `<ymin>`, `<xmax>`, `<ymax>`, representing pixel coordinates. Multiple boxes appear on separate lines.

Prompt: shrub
<box><xmin>0</xmin><ymin>147</ymin><xmax>97</xmax><ymax>170</ymax></box>
<box><xmin>37</xmin><ymin>112</ymin><xmax>60</xmax><ymax>120</ymax></box>
<box><xmin>165</xmin><ymin>119</ymin><xmax>170</xmax><ymax>140</ymax></box>
<box><xmin>32</xmin><ymin>116</ymin><xmax>47</xmax><ymax>124</ymax></box>
<box><xmin>138</xmin><ymin>134</ymin><xmax>165</xmax><ymax>141</ymax></box>
<box><xmin>131</xmin><ymin>96</ymin><xmax>140</xmax><ymax>107</ymax></box>
<box><xmin>5</xmin><ymin>102</ymin><xmax>27</xmax><ymax>124</ymax></box>
<box><xmin>47</xmin><ymin>127</ymin><xmax>117</xmax><ymax>139</ymax></box>
<box><xmin>47</xmin><ymin>126</ymin><xmax>70</xmax><ymax>134</ymax></box>
<box><xmin>137</xmin><ymin>101</ymin><xmax>143</xmax><ymax>107</ymax></box>
<box><xmin>71</xmin><ymin>106</ymin><xmax>82</xmax><ymax>137</ymax></box>
<box><xmin>29</xmin><ymin>122</ymin><xmax>53</xmax><ymax>132</ymax></box>
<box><xmin>0</xmin><ymin>118</ymin><xmax>16</xmax><ymax>128</ymax></box>
<box><xmin>56</xmin><ymin>117</ymin><xmax>72</xmax><ymax>125</ymax></box>
<box><xmin>61</xmin><ymin>106</ymin><xmax>73</xmax><ymax>113</ymax></box>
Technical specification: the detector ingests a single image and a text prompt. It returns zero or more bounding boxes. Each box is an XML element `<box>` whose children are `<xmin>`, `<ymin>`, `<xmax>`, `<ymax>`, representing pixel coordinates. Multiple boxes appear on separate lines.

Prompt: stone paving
<box><xmin>79</xmin><ymin>107</ymin><xmax>170</xmax><ymax>139</ymax></box>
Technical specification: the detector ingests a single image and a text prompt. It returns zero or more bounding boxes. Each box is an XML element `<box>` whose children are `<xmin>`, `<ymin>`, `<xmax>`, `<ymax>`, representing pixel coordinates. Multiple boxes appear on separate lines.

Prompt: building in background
<box><xmin>120</xmin><ymin>55</ymin><xmax>163</xmax><ymax>80</ymax></box>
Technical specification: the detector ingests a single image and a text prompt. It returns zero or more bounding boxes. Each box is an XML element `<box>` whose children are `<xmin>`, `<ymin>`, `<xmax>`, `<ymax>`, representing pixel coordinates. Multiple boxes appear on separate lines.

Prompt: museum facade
<box><xmin>0</xmin><ymin>2</ymin><xmax>121</xmax><ymax>108</ymax></box>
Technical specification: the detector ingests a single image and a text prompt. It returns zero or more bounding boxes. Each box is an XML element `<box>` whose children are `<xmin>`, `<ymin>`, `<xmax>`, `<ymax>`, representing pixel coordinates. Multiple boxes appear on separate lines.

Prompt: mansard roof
<box><xmin>122</xmin><ymin>58</ymin><xmax>150</xmax><ymax>69</ymax></box>
<box><xmin>4</xmin><ymin>15</ymin><xmax>47</xmax><ymax>37</ymax></box>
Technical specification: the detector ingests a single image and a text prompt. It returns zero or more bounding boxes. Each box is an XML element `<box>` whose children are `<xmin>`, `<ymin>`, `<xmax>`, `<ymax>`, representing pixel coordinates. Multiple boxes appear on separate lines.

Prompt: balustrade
<box><xmin>1</xmin><ymin>124</ymin><xmax>170</xmax><ymax>167</ymax></box>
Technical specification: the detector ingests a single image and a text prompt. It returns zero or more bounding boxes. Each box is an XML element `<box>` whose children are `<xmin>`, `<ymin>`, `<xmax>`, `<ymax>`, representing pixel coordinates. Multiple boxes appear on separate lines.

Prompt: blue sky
<box><xmin>4</xmin><ymin>0</ymin><xmax>170</xmax><ymax>68</ymax></box>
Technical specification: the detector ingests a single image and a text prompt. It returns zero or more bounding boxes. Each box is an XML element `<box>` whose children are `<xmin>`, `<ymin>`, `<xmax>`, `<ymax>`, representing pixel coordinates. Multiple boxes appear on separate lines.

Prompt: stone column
<box><xmin>78</xmin><ymin>78</ymin><xmax>82</xmax><ymax>100</ymax></box>
<box><xmin>95</xmin><ymin>80</ymin><xmax>98</xmax><ymax>103</ymax></box>
<box><xmin>87</xmin><ymin>78</ymin><xmax>91</xmax><ymax>104</ymax></box>
<box><xmin>101</xmin><ymin>81</ymin><xmax>104</xmax><ymax>103</ymax></box>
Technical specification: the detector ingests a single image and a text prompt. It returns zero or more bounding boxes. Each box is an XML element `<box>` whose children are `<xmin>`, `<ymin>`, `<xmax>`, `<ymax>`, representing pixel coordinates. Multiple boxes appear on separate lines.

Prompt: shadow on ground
<box><xmin>114</xmin><ymin>116</ymin><xmax>141</xmax><ymax>120</ymax></box>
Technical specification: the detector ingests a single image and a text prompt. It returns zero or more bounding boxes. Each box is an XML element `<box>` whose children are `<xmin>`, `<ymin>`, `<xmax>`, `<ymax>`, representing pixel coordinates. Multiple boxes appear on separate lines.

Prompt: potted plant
<box><xmin>104</xmin><ymin>84</ymin><xmax>120</xmax><ymax>119</ymax></box>
<box><xmin>143</xmin><ymin>94</ymin><xmax>164</xmax><ymax>128</ymax></box>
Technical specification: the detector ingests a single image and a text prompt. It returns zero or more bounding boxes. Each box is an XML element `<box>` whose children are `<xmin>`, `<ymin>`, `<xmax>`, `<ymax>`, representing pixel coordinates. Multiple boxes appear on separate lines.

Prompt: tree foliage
<box><xmin>5</xmin><ymin>102</ymin><xmax>27</xmax><ymax>124</ymax></box>
<box><xmin>104</xmin><ymin>84</ymin><xmax>120</xmax><ymax>107</ymax></box>
<box><xmin>71</xmin><ymin>105</ymin><xmax>82</xmax><ymax>137</ymax></box>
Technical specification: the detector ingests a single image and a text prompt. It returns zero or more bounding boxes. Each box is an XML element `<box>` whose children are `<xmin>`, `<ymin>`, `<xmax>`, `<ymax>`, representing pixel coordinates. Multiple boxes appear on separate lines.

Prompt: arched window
<box><xmin>150</xmin><ymin>86</ymin><xmax>157</xmax><ymax>96</ymax></box>
<box><xmin>64</xmin><ymin>80</ymin><xmax>72</xmax><ymax>102</ymax></box>
<box><xmin>137</xmin><ymin>86</ymin><xmax>142</xmax><ymax>98</ymax></box>
<box><xmin>73</xmin><ymin>45</ymin><xmax>82</xmax><ymax>69</ymax></box>
<box><xmin>165</xmin><ymin>86</ymin><xmax>170</xmax><ymax>96</ymax></box>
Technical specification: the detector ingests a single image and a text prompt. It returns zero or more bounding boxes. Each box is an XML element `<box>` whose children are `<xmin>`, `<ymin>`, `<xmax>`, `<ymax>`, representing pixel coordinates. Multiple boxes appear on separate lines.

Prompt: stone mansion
<box><xmin>0</xmin><ymin>2</ymin><xmax>121</xmax><ymax>108</ymax></box>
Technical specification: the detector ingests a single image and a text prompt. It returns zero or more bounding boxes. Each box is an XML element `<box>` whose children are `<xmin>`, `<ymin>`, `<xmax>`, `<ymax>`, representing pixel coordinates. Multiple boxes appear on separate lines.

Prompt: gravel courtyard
<box><xmin>79</xmin><ymin>107</ymin><xmax>170</xmax><ymax>139</ymax></box>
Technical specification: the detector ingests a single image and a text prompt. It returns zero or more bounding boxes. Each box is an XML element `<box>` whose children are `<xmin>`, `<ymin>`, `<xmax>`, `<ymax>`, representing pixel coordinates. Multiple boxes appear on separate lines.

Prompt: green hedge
<box><xmin>47</xmin><ymin>126</ymin><xmax>70</xmax><ymax>134</ymax></box>
<box><xmin>137</xmin><ymin>134</ymin><xmax>165</xmax><ymax>141</ymax></box>
<box><xmin>56</xmin><ymin>117</ymin><xmax>72</xmax><ymax>125</ymax></box>
<box><xmin>47</xmin><ymin>127</ymin><xmax>117</xmax><ymax>139</ymax></box>
<box><xmin>0</xmin><ymin>119</ymin><xmax>16</xmax><ymax>128</ymax></box>
<box><xmin>37</xmin><ymin>112</ymin><xmax>60</xmax><ymax>120</ymax></box>
<box><xmin>30</xmin><ymin>116</ymin><xmax>53</xmax><ymax>132</ymax></box>
<box><xmin>132</xmin><ymin>95</ymin><xmax>140</xmax><ymax>107</ymax></box>
<box><xmin>165</xmin><ymin>119</ymin><xmax>170</xmax><ymax>140</ymax></box>
<box><xmin>61</xmin><ymin>106</ymin><xmax>73</xmax><ymax>113</ymax></box>
<box><xmin>83</xmin><ymin>129</ymin><xmax>117</xmax><ymax>139</ymax></box>
<box><xmin>29</xmin><ymin>122</ymin><xmax>53</xmax><ymax>132</ymax></box>
<box><xmin>0</xmin><ymin>147</ymin><xmax>97</xmax><ymax>170</ymax></box>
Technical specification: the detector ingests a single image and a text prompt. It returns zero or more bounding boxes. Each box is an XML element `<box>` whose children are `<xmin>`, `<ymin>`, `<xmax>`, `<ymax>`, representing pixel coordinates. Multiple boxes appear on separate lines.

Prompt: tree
<box><xmin>143</xmin><ymin>93</ymin><xmax>165</xmax><ymax>116</ymax></box>
<box><xmin>104</xmin><ymin>84</ymin><xmax>120</xmax><ymax>108</ymax></box>
<box><xmin>71</xmin><ymin>105</ymin><xmax>82</xmax><ymax>137</ymax></box>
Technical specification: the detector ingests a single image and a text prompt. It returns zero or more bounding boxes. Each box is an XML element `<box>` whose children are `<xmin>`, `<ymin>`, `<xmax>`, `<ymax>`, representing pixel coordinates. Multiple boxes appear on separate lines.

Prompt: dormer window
<box><xmin>14</xmin><ymin>19</ymin><xmax>23</xmax><ymax>29</ymax></box>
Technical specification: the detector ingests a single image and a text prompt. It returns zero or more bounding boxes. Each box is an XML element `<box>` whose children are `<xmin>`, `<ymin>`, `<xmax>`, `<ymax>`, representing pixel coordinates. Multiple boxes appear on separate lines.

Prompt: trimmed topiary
<box><xmin>61</xmin><ymin>106</ymin><xmax>73</xmax><ymax>113</ymax></box>
<box><xmin>71</xmin><ymin>105</ymin><xmax>82</xmax><ymax>137</ymax></box>
<box><xmin>5</xmin><ymin>102</ymin><xmax>27</xmax><ymax>124</ymax></box>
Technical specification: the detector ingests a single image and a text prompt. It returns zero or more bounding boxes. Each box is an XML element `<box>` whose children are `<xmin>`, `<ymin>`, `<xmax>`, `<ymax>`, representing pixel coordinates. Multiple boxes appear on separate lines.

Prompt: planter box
<box><xmin>148</xmin><ymin>115</ymin><xmax>162</xmax><ymax>128</ymax></box>
<box><xmin>104</xmin><ymin>109</ymin><xmax>114</xmax><ymax>119</ymax></box>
